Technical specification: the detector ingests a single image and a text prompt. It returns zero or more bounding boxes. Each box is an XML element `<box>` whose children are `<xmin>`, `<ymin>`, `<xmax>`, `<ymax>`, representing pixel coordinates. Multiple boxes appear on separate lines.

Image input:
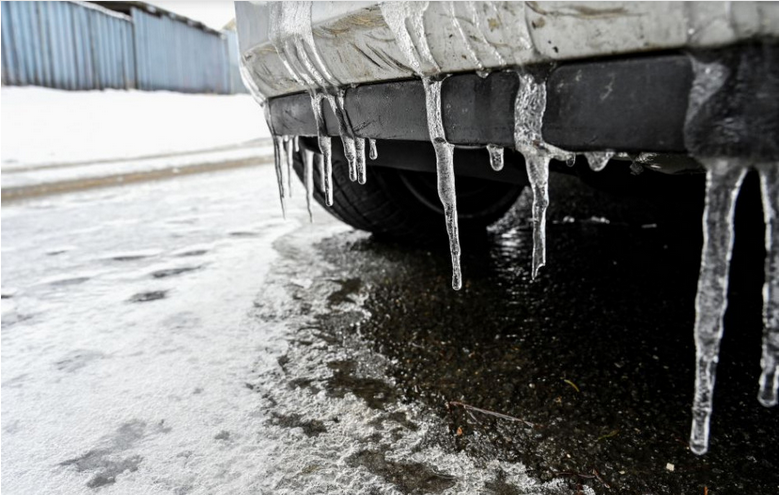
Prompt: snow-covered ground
<box><xmin>1</xmin><ymin>87</ymin><xmax>270</xmax><ymax>168</ymax></box>
<box><xmin>2</xmin><ymin>165</ymin><xmax>564</xmax><ymax>494</ymax></box>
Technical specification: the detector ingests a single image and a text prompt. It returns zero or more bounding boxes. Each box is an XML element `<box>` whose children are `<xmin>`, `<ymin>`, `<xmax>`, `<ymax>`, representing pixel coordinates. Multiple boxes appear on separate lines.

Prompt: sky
<box><xmin>147</xmin><ymin>1</ymin><xmax>237</xmax><ymax>30</ymax></box>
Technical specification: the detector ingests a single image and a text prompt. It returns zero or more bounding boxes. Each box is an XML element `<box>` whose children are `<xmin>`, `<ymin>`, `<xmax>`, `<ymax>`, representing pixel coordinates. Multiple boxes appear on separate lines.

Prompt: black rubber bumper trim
<box><xmin>268</xmin><ymin>44</ymin><xmax>777</xmax><ymax>157</ymax></box>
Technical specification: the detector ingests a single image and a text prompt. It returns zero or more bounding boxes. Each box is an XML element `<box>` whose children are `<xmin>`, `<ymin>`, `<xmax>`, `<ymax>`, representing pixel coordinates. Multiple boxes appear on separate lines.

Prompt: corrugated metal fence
<box><xmin>1</xmin><ymin>1</ymin><xmax>135</xmax><ymax>90</ymax></box>
<box><xmin>1</xmin><ymin>1</ymin><xmax>246</xmax><ymax>94</ymax></box>
<box><xmin>223</xmin><ymin>30</ymin><xmax>248</xmax><ymax>95</ymax></box>
<box><xmin>133</xmin><ymin>7</ymin><xmax>229</xmax><ymax>93</ymax></box>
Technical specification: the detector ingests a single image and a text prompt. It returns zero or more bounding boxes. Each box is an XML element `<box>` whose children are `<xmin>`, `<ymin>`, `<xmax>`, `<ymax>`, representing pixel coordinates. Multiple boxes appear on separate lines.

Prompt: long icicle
<box><xmin>380</xmin><ymin>1</ymin><xmax>460</xmax><ymax>290</ymax></box>
<box><xmin>309</xmin><ymin>91</ymin><xmax>333</xmax><ymax>206</ymax></box>
<box><xmin>513</xmin><ymin>69</ymin><xmax>575</xmax><ymax>280</ymax></box>
<box><xmin>689</xmin><ymin>157</ymin><xmax>748</xmax><ymax>455</ymax></box>
<box><xmin>316</xmin><ymin>153</ymin><xmax>325</xmax><ymax>194</ymax></box>
<box><xmin>356</xmin><ymin>138</ymin><xmax>367</xmax><ymax>185</ymax></box>
<box><xmin>285</xmin><ymin>136</ymin><xmax>294</xmax><ymax>197</ymax></box>
<box><xmin>325</xmin><ymin>90</ymin><xmax>358</xmax><ymax>182</ymax></box>
<box><xmin>272</xmin><ymin>136</ymin><xmax>288</xmax><ymax>219</ymax></box>
<box><xmin>526</xmin><ymin>156</ymin><xmax>550</xmax><ymax>279</ymax></box>
<box><xmin>303</xmin><ymin>148</ymin><xmax>315</xmax><ymax>223</ymax></box>
<box><xmin>757</xmin><ymin>163</ymin><xmax>779</xmax><ymax>407</ymax></box>
<box><xmin>424</xmin><ymin>77</ymin><xmax>462</xmax><ymax>290</ymax></box>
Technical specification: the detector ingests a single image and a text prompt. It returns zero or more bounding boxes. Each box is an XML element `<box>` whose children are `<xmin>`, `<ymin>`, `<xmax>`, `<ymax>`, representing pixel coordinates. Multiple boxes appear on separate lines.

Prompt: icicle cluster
<box><xmin>254</xmin><ymin>2</ymin><xmax>379</xmax><ymax>218</ymax></box>
<box><xmin>687</xmin><ymin>159</ymin><xmax>779</xmax><ymax>455</ymax></box>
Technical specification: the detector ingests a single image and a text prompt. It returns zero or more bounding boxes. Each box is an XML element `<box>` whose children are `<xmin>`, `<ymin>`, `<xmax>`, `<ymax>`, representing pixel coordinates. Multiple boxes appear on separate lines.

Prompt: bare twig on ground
<box><xmin>446</xmin><ymin>401</ymin><xmax>536</xmax><ymax>428</ymax></box>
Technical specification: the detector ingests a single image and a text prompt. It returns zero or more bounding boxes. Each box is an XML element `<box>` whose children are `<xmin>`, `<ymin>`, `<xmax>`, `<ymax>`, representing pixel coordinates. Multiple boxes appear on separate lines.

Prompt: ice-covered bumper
<box><xmin>266</xmin><ymin>43</ymin><xmax>778</xmax><ymax>163</ymax></box>
<box><xmin>236</xmin><ymin>1</ymin><xmax>778</xmax><ymax>97</ymax></box>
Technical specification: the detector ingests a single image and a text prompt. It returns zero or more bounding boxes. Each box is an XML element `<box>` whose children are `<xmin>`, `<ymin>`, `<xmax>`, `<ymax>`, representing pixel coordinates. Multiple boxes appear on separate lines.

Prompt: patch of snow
<box><xmin>1</xmin><ymin>87</ymin><xmax>269</xmax><ymax>168</ymax></box>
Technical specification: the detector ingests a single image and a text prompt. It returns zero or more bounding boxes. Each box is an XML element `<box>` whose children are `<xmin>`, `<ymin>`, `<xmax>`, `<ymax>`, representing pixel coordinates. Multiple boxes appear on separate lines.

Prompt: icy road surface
<box><xmin>1</xmin><ymin>163</ymin><xmax>778</xmax><ymax>494</ymax></box>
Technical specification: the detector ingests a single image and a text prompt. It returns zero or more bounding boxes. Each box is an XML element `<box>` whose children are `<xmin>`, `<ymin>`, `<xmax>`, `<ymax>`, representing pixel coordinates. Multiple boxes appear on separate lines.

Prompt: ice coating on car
<box><xmin>758</xmin><ymin>164</ymin><xmax>779</xmax><ymax>407</ymax></box>
<box><xmin>356</xmin><ymin>138</ymin><xmax>367</xmax><ymax>185</ymax></box>
<box><xmin>303</xmin><ymin>148</ymin><xmax>315</xmax><ymax>222</ymax></box>
<box><xmin>381</xmin><ymin>1</ymin><xmax>462</xmax><ymax>290</ymax></box>
<box><xmin>466</xmin><ymin>1</ymin><xmax>507</xmax><ymax>66</ymax></box>
<box><xmin>272</xmin><ymin>136</ymin><xmax>288</xmax><ymax>219</ymax></box>
<box><xmin>487</xmin><ymin>144</ymin><xmax>504</xmax><ymax>171</ymax></box>
<box><xmin>513</xmin><ymin>69</ymin><xmax>576</xmax><ymax>279</ymax></box>
<box><xmin>380</xmin><ymin>2</ymin><xmax>439</xmax><ymax>76</ymax></box>
<box><xmin>268</xmin><ymin>2</ymin><xmax>339</xmax><ymax>88</ymax></box>
<box><xmin>448</xmin><ymin>2</ymin><xmax>485</xmax><ymax>75</ymax></box>
<box><xmin>368</xmin><ymin>138</ymin><xmax>378</xmax><ymax>160</ymax></box>
<box><xmin>584</xmin><ymin>151</ymin><xmax>615</xmax><ymax>172</ymax></box>
<box><xmin>689</xmin><ymin>158</ymin><xmax>748</xmax><ymax>455</ymax></box>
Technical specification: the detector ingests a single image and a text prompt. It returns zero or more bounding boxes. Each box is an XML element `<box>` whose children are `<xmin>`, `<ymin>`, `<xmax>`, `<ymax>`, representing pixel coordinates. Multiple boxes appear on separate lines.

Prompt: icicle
<box><xmin>284</xmin><ymin>136</ymin><xmax>294</xmax><ymax>197</ymax></box>
<box><xmin>324</xmin><ymin>90</ymin><xmax>357</xmax><ymax>181</ymax></box>
<box><xmin>487</xmin><ymin>144</ymin><xmax>504</xmax><ymax>171</ymax></box>
<box><xmin>238</xmin><ymin>64</ymin><xmax>291</xmax><ymax>220</ymax></box>
<box><xmin>316</xmin><ymin>153</ymin><xmax>326</xmax><ymax>194</ymax></box>
<box><xmin>356</xmin><ymin>138</ymin><xmax>367</xmax><ymax>185</ymax></box>
<box><xmin>369</xmin><ymin>139</ymin><xmax>378</xmax><ymax>160</ymax></box>
<box><xmin>309</xmin><ymin>91</ymin><xmax>333</xmax><ymax>206</ymax></box>
<box><xmin>758</xmin><ymin>164</ymin><xmax>779</xmax><ymax>407</ymax></box>
<box><xmin>566</xmin><ymin>155</ymin><xmax>576</xmax><ymax>167</ymax></box>
<box><xmin>513</xmin><ymin>69</ymin><xmax>575</xmax><ymax>279</ymax></box>
<box><xmin>526</xmin><ymin>156</ymin><xmax>550</xmax><ymax>279</ymax></box>
<box><xmin>320</xmin><ymin>136</ymin><xmax>333</xmax><ymax>207</ymax></box>
<box><xmin>294</xmin><ymin>136</ymin><xmax>300</xmax><ymax>153</ymax></box>
<box><xmin>424</xmin><ymin>77</ymin><xmax>462</xmax><ymax>290</ymax></box>
<box><xmin>689</xmin><ymin>157</ymin><xmax>748</xmax><ymax>455</ymax></box>
<box><xmin>381</xmin><ymin>2</ymin><xmax>460</xmax><ymax>290</ymax></box>
<box><xmin>272</xmin><ymin>136</ymin><xmax>288</xmax><ymax>219</ymax></box>
<box><xmin>584</xmin><ymin>151</ymin><xmax>615</xmax><ymax>172</ymax></box>
<box><xmin>303</xmin><ymin>148</ymin><xmax>315</xmax><ymax>223</ymax></box>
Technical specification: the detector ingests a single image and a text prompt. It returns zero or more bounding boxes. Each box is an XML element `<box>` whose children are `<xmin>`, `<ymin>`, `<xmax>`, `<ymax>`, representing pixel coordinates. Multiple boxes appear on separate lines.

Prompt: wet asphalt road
<box><xmin>2</xmin><ymin>161</ymin><xmax>778</xmax><ymax>494</ymax></box>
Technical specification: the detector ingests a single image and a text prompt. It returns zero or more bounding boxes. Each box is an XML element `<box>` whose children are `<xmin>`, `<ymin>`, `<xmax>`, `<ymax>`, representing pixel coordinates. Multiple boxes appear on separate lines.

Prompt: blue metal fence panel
<box><xmin>131</xmin><ymin>7</ymin><xmax>229</xmax><ymax>94</ymax></box>
<box><xmin>1</xmin><ymin>1</ymin><xmax>135</xmax><ymax>90</ymax></box>
<box><xmin>223</xmin><ymin>30</ymin><xmax>248</xmax><ymax>94</ymax></box>
<box><xmin>1</xmin><ymin>1</ymin><xmax>241</xmax><ymax>94</ymax></box>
